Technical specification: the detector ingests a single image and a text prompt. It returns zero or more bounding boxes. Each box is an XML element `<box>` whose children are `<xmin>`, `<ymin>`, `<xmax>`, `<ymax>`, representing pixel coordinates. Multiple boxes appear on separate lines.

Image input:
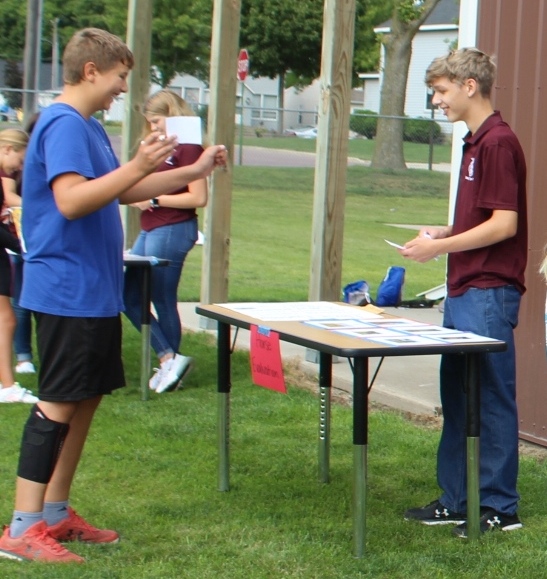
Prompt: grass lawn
<box><xmin>179</xmin><ymin>165</ymin><xmax>450</xmax><ymax>303</ymax></box>
<box><xmin>3</xmin><ymin>325</ymin><xmax>547</xmax><ymax>578</ymax></box>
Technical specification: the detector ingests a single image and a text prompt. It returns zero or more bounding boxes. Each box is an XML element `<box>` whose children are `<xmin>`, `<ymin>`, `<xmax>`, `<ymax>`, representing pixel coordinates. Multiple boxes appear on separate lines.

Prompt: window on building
<box><xmin>425</xmin><ymin>88</ymin><xmax>435</xmax><ymax>110</ymax></box>
<box><xmin>184</xmin><ymin>88</ymin><xmax>200</xmax><ymax>106</ymax></box>
<box><xmin>251</xmin><ymin>94</ymin><xmax>278</xmax><ymax>121</ymax></box>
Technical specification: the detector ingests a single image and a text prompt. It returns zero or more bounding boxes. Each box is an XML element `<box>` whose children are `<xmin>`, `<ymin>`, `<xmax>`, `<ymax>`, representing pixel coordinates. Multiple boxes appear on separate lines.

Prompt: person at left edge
<box><xmin>0</xmin><ymin>128</ymin><xmax>38</xmax><ymax>404</ymax></box>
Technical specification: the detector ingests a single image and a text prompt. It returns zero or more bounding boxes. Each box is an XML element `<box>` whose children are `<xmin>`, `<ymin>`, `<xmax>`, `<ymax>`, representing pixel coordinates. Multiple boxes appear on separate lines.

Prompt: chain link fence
<box><xmin>0</xmin><ymin>87</ymin><xmax>453</xmax><ymax>171</ymax></box>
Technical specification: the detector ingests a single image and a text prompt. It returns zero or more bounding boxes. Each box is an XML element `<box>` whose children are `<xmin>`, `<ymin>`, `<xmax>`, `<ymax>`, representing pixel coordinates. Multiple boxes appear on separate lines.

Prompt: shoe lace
<box><xmin>69</xmin><ymin>509</ymin><xmax>97</xmax><ymax>533</ymax></box>
<box><xmin>34</xmin><ymin>527</ymin><xmax>70</xmax><ymax>554</ymax></box>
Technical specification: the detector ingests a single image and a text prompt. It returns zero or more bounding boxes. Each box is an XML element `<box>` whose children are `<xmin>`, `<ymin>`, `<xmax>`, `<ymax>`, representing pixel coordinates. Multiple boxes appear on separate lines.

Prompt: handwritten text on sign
<box><xmin>250</xmin><ymin>325</ymin><xmax>286</xmax><ymax>393</ymax></box>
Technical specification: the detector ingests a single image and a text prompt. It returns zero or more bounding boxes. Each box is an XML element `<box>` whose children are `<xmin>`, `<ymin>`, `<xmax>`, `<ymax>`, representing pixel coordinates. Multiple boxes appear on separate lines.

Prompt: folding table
<box><xmin>196</xmin><ymin>302</ymin><xmax>506</xmax><ymax>557</ymax></box>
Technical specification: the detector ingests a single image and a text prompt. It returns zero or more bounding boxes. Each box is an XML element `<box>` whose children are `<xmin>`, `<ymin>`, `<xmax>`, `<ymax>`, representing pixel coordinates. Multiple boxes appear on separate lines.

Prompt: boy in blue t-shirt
<box><xmin>0</xmin><ymin>28</ymin><xmax>226</xmax><ymax>563</ymax></box>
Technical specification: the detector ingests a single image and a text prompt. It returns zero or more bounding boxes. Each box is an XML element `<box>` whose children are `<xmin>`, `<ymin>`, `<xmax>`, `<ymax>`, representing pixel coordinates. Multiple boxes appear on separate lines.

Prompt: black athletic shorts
<box><xmin>35</xmin><ymin>313</ymin><xmax>126</xmax><ymax>402</ymax></box>
<box><xmin>0</xmin><ymin>250</ymin><xmax>12</xmax><ymax>296</ymax></box>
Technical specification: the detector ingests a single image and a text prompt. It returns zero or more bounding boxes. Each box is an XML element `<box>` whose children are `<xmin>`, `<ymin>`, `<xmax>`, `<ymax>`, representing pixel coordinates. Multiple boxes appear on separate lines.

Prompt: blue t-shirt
<box><xmin>20</xmin><ymin>104</ymin><xmax>124</xmax><ymax>317</ymax></box>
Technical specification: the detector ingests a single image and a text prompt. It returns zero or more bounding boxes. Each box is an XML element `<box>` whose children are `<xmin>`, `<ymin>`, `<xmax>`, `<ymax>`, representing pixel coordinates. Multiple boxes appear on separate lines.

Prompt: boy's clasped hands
<box><xmin>398</xmin><ymin>228</ymin><xmax>444</xmax><ymax>263</ymax></box>
<box><xmin>138</xmin><ymin>130</ymin><xmax>228</xmax><ymax>176</ymax></box>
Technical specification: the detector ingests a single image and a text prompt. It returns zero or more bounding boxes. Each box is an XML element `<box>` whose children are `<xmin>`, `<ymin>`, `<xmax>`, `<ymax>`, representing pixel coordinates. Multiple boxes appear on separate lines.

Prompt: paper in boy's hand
<box><xmin>165</xmin><ymin>116</ymin><xmax>202</xmax><ymax>145</ymax></box>
<box><xmin>384</xmin><ymin>239</ymin><xmax>404</xmax><ymax>250</ymax></box>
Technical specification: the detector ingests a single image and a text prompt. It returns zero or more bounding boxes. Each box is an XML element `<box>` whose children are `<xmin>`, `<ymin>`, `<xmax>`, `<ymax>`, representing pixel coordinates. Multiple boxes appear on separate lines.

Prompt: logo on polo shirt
<box><xmin>465</xmin><ymin>157</ymin><xmax>475</xmax><ymax>181</ymax></box>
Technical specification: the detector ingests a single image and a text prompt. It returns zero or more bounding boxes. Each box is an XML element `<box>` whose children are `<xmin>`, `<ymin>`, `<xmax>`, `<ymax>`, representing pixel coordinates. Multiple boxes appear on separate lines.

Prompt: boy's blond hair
<box><xmin>63</xmin><ymin>28</ymin><xmax>134</xmax><ymax>85</ymax></box>
<box><xmin>425</xmin><ymin>47</ymin><xmax>496</xmax><ymax>98</ymax></box>
<box><xmin>0</xmin><ymin>128</ymin><xmax>29</xmax><ymax>151</ymax></box>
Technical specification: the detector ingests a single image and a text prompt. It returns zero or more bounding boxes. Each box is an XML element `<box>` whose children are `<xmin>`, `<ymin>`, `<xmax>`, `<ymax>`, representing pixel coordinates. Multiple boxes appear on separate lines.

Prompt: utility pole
<box><xmin>51</xmin><ymin>17</ymin><xmax>60</xmax><ymax>90</ymax></box>
<box><xmin>23</xmin><ymin>0</ymin><xmax>43</xmax><ymax>122</ymax></box>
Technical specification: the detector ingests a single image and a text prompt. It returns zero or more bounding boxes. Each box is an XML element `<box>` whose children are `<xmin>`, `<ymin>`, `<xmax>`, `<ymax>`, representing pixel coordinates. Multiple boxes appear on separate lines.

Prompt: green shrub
<box><xmin>403</xmin><ymin>117</ymin><xmax>443</xmax><ymax>144</ymax></box>
<box><xmin>350</xmin><ymin>109</ymin><xmax>378</xmax><ymax>139</ymax></box>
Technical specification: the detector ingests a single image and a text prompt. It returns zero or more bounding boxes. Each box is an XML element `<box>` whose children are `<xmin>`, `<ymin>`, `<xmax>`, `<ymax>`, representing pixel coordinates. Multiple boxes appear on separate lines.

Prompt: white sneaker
<box><xmin>155</xmin><ymin>354</ymin><xmax>194</xmax><ymax>394</ymax></box>
<box><xmin>149</xmin><ymin>367</ymin><xmax>163</xmax><ymax>391</ymax></box>
<box><xmin>15</xmin><ymin>361</ymin><xmax>36</xmax><ymax>374</ymax></box>
<box><xmin>0</xmin><ymin>383</ymin><xmax>39</xmax><ymax>404</ymax></box>
<box><xmin>148</xmin><ymin>356</ymin><xmax>179</xmax><ymax>391</ymax></box>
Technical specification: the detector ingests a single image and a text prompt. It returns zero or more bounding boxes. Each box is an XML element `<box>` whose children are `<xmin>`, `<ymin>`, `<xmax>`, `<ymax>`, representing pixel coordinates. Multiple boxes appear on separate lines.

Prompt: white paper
<box><xmin>215</xmin><ymin>301</ymin><xmax>383</xmax><ymax>322</ymax></box>
<box><xmin>165</xmin><ymin>116</ymin><xmax>202</xmax><ymax>145</ymax></box>
<box><xmin>384</xmin><ymin>239</ymin><xmax>404</xmax><ymax>250</ymax></box>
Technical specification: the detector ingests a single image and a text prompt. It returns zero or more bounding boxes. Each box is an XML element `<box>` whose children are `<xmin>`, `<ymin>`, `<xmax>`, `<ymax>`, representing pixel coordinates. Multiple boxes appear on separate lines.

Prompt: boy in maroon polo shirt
<box><xmin>400</xmin><ymin>48</ymin><xmax>527</xmax><ymax>537</ymax></box>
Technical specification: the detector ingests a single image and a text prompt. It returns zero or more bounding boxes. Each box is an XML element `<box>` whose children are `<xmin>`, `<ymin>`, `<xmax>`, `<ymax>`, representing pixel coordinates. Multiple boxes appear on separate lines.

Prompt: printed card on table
<box><xmin>249</xmin><ymin>325</ymin><xmax>287</xmax><ymax>393</ymax></box>
<box><xmin>165</xmin><ymin>116</ymin><xmax>202</xmax><ymax>145</ymax></box>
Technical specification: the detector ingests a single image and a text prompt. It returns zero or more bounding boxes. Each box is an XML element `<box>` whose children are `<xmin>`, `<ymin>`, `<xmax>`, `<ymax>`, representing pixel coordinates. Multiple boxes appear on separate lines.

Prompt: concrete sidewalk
<box><xmin>178</xmin><ymin>302</ymin><xmax>443</xmax><ymax>416</ymax></box>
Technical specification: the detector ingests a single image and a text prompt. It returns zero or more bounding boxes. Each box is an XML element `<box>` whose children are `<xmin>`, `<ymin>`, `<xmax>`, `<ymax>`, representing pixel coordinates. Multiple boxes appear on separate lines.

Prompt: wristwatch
<box><xmin>150</xmin><ymin>198</ymin><xmax>160</xmax><ymax>209</ymax></box>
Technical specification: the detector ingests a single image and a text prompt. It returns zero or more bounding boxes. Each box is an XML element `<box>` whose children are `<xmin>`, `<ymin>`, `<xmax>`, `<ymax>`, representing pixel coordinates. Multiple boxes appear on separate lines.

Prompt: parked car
<box><xmin>0</xmin><ymin>104</ymin><xmax>17</xmax><ymax>122</ymax></box>
<box><xmin>294</xmin><ymin>127</ymin><xmax>318</xmax><ymax>139</ymax></box>
<box><xmin>283</xmin><ymin>126</ymin><xmax>318</xmax><ymax>139</ymax></box>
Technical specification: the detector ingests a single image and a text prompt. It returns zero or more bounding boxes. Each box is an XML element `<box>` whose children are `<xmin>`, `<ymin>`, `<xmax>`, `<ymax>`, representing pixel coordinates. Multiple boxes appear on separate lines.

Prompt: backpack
<box><xmin>342</xmin><ymin>280</ymin><xmax>372</xmax><ymax>306</ymax></box>
<box><xmin>375</xmin><ymin>266</ymin><xmax>405</xmax><ymax>307</ymax></box>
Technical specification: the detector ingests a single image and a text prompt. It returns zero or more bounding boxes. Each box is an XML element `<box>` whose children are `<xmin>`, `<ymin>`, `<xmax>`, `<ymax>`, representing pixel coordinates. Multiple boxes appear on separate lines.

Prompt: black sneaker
<box><xmin>452</xmin><ymin>508</ymin><xmax>522</xmax><ymax>538</ymax></box>
<box><xmin>404</xmin><ymin>499</ymin><xmax>466</xmax><ymax>525</ymax></box>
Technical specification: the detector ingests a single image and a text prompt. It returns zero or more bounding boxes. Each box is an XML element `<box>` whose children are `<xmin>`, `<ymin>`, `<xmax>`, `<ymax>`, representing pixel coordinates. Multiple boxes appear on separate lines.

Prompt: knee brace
<box><xmin>17</xmin><ymin>404</ymin><xmax>70</xmax><ymax>484</ymax></box>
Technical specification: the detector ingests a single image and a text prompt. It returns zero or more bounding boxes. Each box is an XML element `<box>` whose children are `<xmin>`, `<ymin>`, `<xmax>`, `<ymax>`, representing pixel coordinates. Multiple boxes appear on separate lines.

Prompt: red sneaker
<box><xmin>0</xmin><ymin>521</ymin><xmax>84</xmax><ymax>563</ymax></box>
<box><xmin>48</xmin><ymin>507</ymin><xmax>119</xmax><ymax>544</ymax></box>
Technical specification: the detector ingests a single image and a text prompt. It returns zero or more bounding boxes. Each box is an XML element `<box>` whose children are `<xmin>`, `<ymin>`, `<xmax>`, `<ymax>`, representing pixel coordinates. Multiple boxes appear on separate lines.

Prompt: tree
<box><xmin>240</xmin><ymin>0</ymin><xmax>324</xmax><ymax>133</ymax></box>
<box><xmin>0</xmin><ymin>0</ymin><xmax>27</xmax><ymax>60</ymax></box>
<box><xmin>0</xmin><ymin>0</ymin><xmax>213</xmax><ymax>89</ymax></box>
<box><xmin>371</xmin><ymin>0</ymin><xmax>442</xmax><ymax>170</ymax></box>
<box><xmin>353</xmin><ymin>0</ymin><xmax>393</xmax><ymax>73</ymax></box>
<box><xmin>148</xmin><ymin>0</ymin><xmax>213</xmax><ymax>86</ymax></box>
<box><xmin>239</xmin><ymin>0</ymin><xmax>398</xmax><ymax>133</ymax></box>
<box><xmin>3</xmin><ymin>60</ymin><xmax>23</xmax><ymax>108</ymax></box>
<box><xmin>0</xmin><ymin>0</ymin><xmax>401</xmax><ymax>110</ymax></box>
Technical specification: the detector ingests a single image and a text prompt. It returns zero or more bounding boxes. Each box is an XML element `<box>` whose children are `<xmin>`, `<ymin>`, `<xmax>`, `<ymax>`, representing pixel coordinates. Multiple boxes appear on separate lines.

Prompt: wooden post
<box><xmin>122</xmin><ymin>0</ymin><xmax>153</xmax><ymax>249</ymax></box>
<box><xmin>309</xmin><ymin>0</ymin><xmax>356</xmax><ymax>302</ymax></box>
<box><xmin>200</xmin><ymin>0</ymin><xmax>242</xmax><ymax>319</ymax></box>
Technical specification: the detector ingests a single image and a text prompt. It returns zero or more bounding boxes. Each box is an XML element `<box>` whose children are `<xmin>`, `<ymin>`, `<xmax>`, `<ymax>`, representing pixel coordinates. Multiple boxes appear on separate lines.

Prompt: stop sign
<box><xmin>237</xmin><ymin>49</ymin><xmax>249</xmax><ymax>81</ymax></box>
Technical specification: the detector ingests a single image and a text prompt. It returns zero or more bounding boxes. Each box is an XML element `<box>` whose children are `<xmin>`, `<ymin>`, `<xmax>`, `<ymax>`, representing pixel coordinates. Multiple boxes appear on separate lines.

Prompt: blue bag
<box><xmin>343</xmin><ymin>280</ymin><xmax>371</xmax><ymax>306</ymax></box>
<box><xmin>375</xmin><ymin>266</ymin><xmax>405</xmax><ymax>307</ymax></box>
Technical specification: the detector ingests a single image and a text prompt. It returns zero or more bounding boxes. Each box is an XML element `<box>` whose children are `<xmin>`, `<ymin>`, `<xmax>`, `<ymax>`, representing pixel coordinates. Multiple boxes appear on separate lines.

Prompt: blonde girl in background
<box><xmin>123</xmin><ymin>90</ymin><xmax>208</xmax><ymax>394</ymax></box>
<box><xmin>3</xmin><ymin>118</ymin><xmax>39</xmax><ymax>376</ymax></box>
<box><xmin>0</xmin><ymin>128</ymin><xmax>37</xmax><ymax>403</ymax></box>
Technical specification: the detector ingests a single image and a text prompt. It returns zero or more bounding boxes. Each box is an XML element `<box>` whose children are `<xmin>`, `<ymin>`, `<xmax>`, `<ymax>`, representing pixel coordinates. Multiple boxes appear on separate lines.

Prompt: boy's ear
<box><xmin>82</xmin><ymin>61</ymin><xmax>99</xmax><ymax>82</ymax></box>
<box><xmin>464</xmin><ymin>78</ymin><xmax>478</xmax><ymax>98</ymax></box>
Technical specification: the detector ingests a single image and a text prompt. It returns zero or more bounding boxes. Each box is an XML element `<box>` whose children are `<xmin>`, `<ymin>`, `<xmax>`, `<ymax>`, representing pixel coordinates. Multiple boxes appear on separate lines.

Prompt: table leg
<box><xmin>140</xmin><ymin>266</ymin><xmax>152</xmax><ymax>402</ymax></box>
<box><xmin>466</xmin><ymin>353</ymin><xmax>481</xmax><ymax>540</ymax></box>
<box><xmin>318</xmin><ymin>352</ymin><xmax>332</xmax><ymax>483</ymax></box>
<box><xmin>218</xmin><ymin>321</ymin><xmax>231</xmax><ymax>492</ymax></box>
<box><xmin>352</xmin><ymin>356</ymin><xmax>368</xmax><ymax>558</ymax></box>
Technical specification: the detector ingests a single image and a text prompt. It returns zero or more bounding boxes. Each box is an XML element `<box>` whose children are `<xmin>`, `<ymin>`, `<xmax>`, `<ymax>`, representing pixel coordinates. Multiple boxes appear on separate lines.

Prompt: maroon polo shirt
<box><xmin>141</xmin><ymin>143</ymin><xmax>204</xmax><ymax>232</ymax></box>
<box><xmin>447</xmin><ymin>111</ymin><xmax>527</xmax><ymax>297</ymax></box>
